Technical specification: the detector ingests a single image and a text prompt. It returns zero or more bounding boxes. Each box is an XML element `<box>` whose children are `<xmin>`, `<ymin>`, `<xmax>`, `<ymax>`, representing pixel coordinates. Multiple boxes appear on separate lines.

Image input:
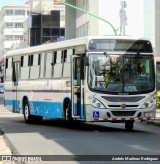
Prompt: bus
<box><xmin>4</xmin><ymin>36</ymin><xmax>156</xmax><ymax>130</ymax></box>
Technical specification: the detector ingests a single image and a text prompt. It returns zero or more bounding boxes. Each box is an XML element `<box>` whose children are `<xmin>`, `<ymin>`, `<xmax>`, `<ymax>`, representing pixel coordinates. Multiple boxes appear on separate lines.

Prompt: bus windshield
<box><xmin>88</xmin><ymin>53</ymin><xmax>155</xmax><ymax>94</ymax></box>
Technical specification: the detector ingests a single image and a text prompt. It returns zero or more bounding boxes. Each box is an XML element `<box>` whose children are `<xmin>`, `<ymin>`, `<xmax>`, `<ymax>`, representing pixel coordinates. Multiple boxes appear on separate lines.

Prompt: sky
<box><xmin>0</xmin><ymin>0</ymin><xmax>26</xmax><ymax>9</ymax></box>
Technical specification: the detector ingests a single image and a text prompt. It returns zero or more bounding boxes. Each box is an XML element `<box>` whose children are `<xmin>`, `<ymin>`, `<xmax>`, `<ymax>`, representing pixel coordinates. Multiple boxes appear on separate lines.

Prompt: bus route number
<box><xmin>124</xmin><ymin>86</ymin><xmax>137</xmax><ymax>92</ymax></box>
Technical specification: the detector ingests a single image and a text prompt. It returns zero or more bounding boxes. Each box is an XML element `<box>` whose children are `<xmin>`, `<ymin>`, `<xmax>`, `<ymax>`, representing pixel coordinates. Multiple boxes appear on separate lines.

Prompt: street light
<box><xmin>55</xmin><ymin>0</ymin><xmax>118</xmax><ymax>35</ymax></box>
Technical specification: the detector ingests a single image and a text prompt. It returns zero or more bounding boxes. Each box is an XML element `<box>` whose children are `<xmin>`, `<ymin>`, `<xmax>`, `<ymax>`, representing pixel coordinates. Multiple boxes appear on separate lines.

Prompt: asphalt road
<box><xmin>0</xmin><ymin>106</ymin><xmax>160</xmax><ymax>164</ymax></box>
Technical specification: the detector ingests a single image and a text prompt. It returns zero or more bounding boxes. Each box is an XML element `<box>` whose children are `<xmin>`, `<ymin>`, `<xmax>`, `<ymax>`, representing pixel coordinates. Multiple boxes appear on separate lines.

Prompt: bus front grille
<box><xmin>108</xmin><ymin>105</ymin><xmax>138</xmax><ymax>108</ymax></box>
<box><xmin>102</xmin><ymin>96</ymin><xmax>145</xmax><ymax>102</ymax></box>
<box><xmin>112</xmin><ymin>111</ymin><xmax>136</xmax><ymax>117</ymax></box>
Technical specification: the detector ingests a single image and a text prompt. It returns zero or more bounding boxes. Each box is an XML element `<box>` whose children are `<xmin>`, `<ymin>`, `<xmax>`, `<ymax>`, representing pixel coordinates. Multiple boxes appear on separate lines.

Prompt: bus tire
<box><xmin>24</xmin><ymin>99</ymin><xmax>34</xmax><ymax>124</ymax></box>
<box><xmin>65</xmin><ymin>101</ymin><xmax>72</xmax><ymax>122</ymax></box>
<box><xmin>125</xmin><ymin>121</ymin><xmax>134</xmax><ymax>131</ymax></box>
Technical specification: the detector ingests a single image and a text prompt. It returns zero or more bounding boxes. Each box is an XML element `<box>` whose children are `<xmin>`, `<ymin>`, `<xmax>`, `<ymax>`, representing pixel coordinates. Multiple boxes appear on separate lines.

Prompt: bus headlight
<box><xmin>97</xmin><ymin>103</ymin><xmax>101</xmax><ymax>108</ymax></box>
<box><xmin>92</xmin><ymin>98</ymin><xmax>105</xmax><ymax>109</ymax></box>
<box><xmin>141</xmin><ymin>98</ymin><xmax>155</xmax><ymax>109</ymax></box>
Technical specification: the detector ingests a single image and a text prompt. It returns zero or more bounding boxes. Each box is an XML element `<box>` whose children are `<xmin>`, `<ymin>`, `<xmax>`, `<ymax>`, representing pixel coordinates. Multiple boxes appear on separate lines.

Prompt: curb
<box><xmin>0</xmin><ymin>135</ymin><xmax>13</xmax><ymax>164</ymax></box>
<box><xmin>0</xmin><ymin>128</ymin><xmax>18</xmax><ymax>164</ymax></box>
<box><xmin>0</xmin><ymin>136</ymin><xmax>21</xmax><ymax>164</ymax></box>
<box><xmin>3</xmin><ymin>134</ymin><xmax>19</xmax><ymax>156</ymax></box>
<box><xmin>145</xmin><ymin>120</ymin><xmax>160</xmax><ymax>127</ymax></box>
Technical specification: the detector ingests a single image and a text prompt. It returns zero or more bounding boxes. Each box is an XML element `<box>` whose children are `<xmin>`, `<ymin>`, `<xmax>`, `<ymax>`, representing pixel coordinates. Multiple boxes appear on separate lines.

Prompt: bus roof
<box><xmin>5</xmin><ymin>36</ymin><xmax>151</xmax><ymax>57</ymax></box>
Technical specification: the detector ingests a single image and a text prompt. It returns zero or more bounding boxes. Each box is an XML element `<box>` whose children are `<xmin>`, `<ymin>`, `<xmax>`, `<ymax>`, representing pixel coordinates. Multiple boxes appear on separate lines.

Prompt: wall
<box><xmin>143</xmin><ymin>0</ymin><xmax>155</xmax><ymax>51</ymax></box>
<box><xmin>65</xmin><ymin>0</ymin><xmax>76</xmax><ymax>40</ymax></box>
<box><xmin>88</xmin><ymin>0</ymin><xmax>99</xmax><ymax>36</ymax></box>
<box><xmin>155</xmin><ymin>0</ymin><xmax>160</xmax><ymax>56</ymax></box>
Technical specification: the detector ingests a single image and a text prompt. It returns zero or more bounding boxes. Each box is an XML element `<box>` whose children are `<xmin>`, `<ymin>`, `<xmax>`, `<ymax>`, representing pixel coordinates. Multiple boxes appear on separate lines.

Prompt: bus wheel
<box><xmin>65</xmin><ymin>101</ymin><xmax>72</xmax><ymax>121</ymax></box>
<box><xmin>125</xmin><ymin>121</ymin><xmax>134</xmax><ymax>131</ymax></box>
<box><xmin>24</xmin><ymin>100</ymin><xmax>33</xmax><ymax>124</ymax></box>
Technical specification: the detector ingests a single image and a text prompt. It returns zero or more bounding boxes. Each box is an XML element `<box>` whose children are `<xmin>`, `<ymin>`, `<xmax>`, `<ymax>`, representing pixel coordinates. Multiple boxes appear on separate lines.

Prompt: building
<box><xmin>0</xmin><ymin>4</ymin><xmax>29</xmax><ymax>60</ymax></box>
<box><xmin>65</xmin><ymin>0</ymin><xmax>119</xmax><ymax>39</ymax></box>
<box><xmin>23</xmin><ymin>0</ymin><xmax>65</xmax><ymax>47</ymax></box>
<box><xmin>65</xmin><ymin>0</ymin><xmax>160</xmax><ymax>56</ymax></box>
<box><xmin>0</xmin><ymin>4</ymin><xmax>28</xmax><ymax>77</ymax></box>
<box><xmin>0</xmin><ymin>0</ymin><xmax>65</xmax><ymax>78</ymax></box>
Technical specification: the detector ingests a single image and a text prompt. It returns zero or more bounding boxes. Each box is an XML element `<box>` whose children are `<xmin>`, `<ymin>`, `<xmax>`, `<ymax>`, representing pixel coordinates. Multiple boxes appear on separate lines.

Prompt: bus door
<box><xmin>71</xmin><ymin>55</ymin><xmax>86</xmax><ymax>119</ymax></box>
<box><xmin>12</xmin><ymin>61</ymin><xmax>20</xmax><ymax>112</ymax></box>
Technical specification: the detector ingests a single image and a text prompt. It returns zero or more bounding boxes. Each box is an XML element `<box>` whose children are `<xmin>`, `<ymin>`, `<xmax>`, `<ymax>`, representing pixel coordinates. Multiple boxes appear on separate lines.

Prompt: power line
<box><xmin>55</xmin><ymin>0</ymin><xmax>117</xmax><ymax>35</ymax></box>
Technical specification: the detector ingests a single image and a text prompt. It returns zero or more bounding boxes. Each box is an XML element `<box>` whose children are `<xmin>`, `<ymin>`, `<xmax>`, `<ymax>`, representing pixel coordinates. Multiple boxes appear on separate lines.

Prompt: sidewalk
<box><xmin>146</xmin><ymin>109</ymin><xmax>160</xmax><ymax>126</ymax></box>
<box><xmin>0</xmin><ymin>107</ymin><xmax>160</xmax><ymax>164</ymax></box>
<box><xmin>0</xmin><ymin>135</ymin><xmax>13</xmax><ymax>164</ymax></box>
<box><xmin>0</xmin><ymin>106</ymin><xmax>17</xmax><ymax>164</ymax></box>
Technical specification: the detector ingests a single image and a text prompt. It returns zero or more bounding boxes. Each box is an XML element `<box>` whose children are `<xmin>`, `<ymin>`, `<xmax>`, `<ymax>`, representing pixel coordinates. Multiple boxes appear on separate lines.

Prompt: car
<box><xmin>0</xmin><ymin>83</ymin><xmax>4</xmax><ymax>94</ymax></box>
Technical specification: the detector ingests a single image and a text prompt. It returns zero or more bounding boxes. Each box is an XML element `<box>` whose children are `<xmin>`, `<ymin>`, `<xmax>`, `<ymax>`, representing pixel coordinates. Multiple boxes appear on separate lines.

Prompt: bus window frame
<box><xmin>29</xmin><ymin>53</ymin><xmax>41</xmax><ymax>80</ymax></box>
<box><xmin>62</xmin><ymin>48</ymin><xmax>73</xmax><ymax>79</ymax></box>
<box><xmin>45</xmin><ymin>51</ymin><xmax>53</xmax><ymax>79</ymax></box>
<box><xmin>53</xmin><ymin>50</ymin><xmax>63</xmax><ymax>79</ymax></box>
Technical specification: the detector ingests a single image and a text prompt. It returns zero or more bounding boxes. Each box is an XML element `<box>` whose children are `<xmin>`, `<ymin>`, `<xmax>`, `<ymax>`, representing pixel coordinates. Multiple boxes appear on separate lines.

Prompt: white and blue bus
<box><xmin>4</xmin><ymin>36</ymin><xmax>156</xmax><ymax>130</ymax></box>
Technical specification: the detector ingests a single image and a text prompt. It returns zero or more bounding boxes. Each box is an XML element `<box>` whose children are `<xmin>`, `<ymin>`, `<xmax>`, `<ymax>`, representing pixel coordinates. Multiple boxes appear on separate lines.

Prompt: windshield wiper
<box><xmin>103</xmin><ymin>52</ymin><xmax>118</xmax><ymax>66</ymax></box>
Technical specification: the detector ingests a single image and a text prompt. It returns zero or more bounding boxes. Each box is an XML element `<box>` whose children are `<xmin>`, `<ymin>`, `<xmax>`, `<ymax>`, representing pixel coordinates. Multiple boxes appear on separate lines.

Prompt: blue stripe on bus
<box><xmin>4</xmin><ymin>100</ymin><xmax>18</xmax><ymax>112</ymax></box>
<box><xmin>4</xmin><ymin>100</ymin><xmax>86</xmax><ymax>119</ymax></box>
<box><xmin>30</xmin><ymin>101</ymin><xmax>64</xmax><ymax>118</ymax></box>
<box><xmin>4</xmin><ymin>100</ymin><xmax>64</xmax><ymax>118</ymax></box>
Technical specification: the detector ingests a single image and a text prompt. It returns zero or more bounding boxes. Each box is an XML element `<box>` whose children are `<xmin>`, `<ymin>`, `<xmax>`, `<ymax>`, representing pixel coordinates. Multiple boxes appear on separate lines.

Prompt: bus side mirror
<box><xmin>83</xmin><ymin>57</ymin><xmax>89</xmax><ymax>66</ymax></box>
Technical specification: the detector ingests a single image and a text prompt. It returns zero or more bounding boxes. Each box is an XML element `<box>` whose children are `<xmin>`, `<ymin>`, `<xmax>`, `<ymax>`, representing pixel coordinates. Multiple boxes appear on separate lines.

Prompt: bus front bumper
<box><xmin>85</xmin><ymin>105</ymin><xmax>156</xmax><ymax>122</ymax></box>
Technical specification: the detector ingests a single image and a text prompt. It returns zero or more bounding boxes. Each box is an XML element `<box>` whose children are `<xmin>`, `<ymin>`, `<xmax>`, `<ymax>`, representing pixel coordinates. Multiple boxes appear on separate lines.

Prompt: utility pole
<box><xmin>119</xmin><ymin>0</ymin><xmax>127</xmax><ymax>35</ymax></box>
<box><xmin>55</xmin><ymin>0</ymin><xmax>117</xmax><ymax>35</ymax></box>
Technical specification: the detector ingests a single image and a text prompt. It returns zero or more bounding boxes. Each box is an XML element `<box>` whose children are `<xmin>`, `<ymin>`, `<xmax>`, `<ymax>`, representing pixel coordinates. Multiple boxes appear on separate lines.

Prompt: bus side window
<box><xmin>53</xmin><ymin>50</ymin><xmax>62</xmax><ymax>78</ymax></box>
<box><xmin>40</xmin><ymin>52</ymin><xmax>45</xmax><ymax>78</ymax></box>
<box><xmin>5</xmin><ymin>58</ymin><xmax>8</xmax><ymax>69</ymax></box>
<box><xmin>30</xmin><ymin>54</ymin><xmax>40</xmax><ymax>79</ymax></box>
<box><xmin>45</xmin><ymin>52</ymin><xmax>53</xmax><ymax>78</ymax></box>
<box><xmin>21</xmin><ymin>55</ymin><xmax>30</xmax><ymax>80</ymax></box>
<box><xmin>63</xmin><ymin>49</ymin><xmax>72</xmax><ymax>78</ymax></box>
<box><xmin>21</xmin><ymin>56</ymin><xmax>24</xmax><ymax>67</ymax></box>
<box><xmin>53</xmin><ymin>51</ymin><xmax>57</xmax><ymax>64</ymax></box>
<box><xmin>5</xmin><ymin>58</ymin><xmax>12</xmax><ymax>80</ymax></box>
